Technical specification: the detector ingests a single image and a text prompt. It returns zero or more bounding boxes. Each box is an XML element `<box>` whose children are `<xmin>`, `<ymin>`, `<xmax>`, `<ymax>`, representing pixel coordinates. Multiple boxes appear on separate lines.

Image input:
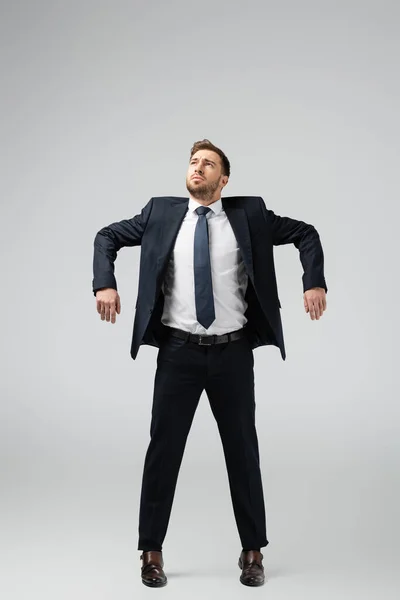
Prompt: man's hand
<box><xmin>303</xmin><ymin>287</ymin><xmax>327</xmax><ymax>320</ymax></box>
<box><xmin>96</xmin><ymin>288</ymin><xmax>121</xmax><ymax>324</ymax></box>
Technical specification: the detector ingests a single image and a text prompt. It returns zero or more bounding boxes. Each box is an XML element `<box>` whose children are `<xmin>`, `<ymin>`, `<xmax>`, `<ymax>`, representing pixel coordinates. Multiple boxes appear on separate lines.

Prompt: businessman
<box><xmin>92</xmin><ymin>139</ymin><xmax>328</xmax><ymax>587</ymax></box>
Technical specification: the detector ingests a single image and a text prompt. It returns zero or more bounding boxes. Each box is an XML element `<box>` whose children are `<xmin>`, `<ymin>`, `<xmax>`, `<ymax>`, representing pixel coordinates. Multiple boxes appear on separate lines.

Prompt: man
<box><xmin>92</xmin><ymin>139</ymin><xmax>328</xmax><ymax>588</ymax></box>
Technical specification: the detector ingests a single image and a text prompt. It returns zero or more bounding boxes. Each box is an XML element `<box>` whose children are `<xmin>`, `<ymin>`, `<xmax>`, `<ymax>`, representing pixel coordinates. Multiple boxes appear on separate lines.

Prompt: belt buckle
<box><xmin>198</xmin><ymin>335</ymin><xmax>212</xmax><ymax>346</ymax></box>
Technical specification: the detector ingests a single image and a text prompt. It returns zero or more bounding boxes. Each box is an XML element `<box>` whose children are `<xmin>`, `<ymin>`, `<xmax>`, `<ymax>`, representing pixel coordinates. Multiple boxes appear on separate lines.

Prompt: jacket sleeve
<box><xmin>259</xmin><ymin>197</ymin><xmax>328</xmax><ymax>294</ymax></box>
<box><xmin>92</xmin><ymin>197</ymin><xmax>154</xmax><ymax>296</ymax></box>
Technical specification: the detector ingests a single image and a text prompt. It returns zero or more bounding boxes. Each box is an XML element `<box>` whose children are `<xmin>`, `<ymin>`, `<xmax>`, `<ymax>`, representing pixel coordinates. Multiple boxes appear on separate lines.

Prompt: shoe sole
<box><xmin>142</xmin><ymin>578</ymin><xmax>168</xmax><ymax>587</ymax></box>
<box><xmin>240</xmin><ymin>577</ymin><xmax>265</xmax><ymax>586</ymax></box>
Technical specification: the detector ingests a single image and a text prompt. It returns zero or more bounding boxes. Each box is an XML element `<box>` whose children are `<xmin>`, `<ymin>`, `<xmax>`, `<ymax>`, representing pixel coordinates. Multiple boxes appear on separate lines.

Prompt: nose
<box><xmin>194</xmin><ymin>162</ymin><xmax>204</xmax><ymax>175</ymax></box>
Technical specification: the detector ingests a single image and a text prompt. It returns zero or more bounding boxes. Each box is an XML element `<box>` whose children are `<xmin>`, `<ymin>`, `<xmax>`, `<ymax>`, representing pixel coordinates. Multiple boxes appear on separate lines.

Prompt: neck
<box><xmin>191</xmin><ymin>195</ymin><xmax>220</xmax><ymax>207</ymax></box>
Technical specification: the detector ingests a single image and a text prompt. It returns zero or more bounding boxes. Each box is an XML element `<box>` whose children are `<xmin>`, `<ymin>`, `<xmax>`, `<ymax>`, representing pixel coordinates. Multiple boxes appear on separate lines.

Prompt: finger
<box><xmin>116</xmin><ymin>296</ymin><xmax>121</xmax><ymax>314</ymax></box>
<box><xmin>96</xmin><ymin>300</ymin><xmax>102</xmax><ymax>314</ymax></box>
<box><xmin>100</xmin><ymin>302</ymin><xmax>106</xmax><ymax>320</ymax></box>
<box><xmin>110</xmin><ymin>304</ymin><xmax>116</xmax><ymax>324</ymax></box>
<box><xmin>105</xmin><ymin>303</ymin><xmax>111</xmax><ymax>322</ymax></box>
<box><xmin>305</xmin><ymin>297</ymin><xmax>312</xmax><ymax>316</ymax></box>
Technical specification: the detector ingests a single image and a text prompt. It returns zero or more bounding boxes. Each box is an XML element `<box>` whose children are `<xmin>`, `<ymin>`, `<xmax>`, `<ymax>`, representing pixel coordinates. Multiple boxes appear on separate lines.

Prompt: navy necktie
<box><xmin>194</xmin><ymin>206</ymin><xmax>215</xmax><ymax>328</ymax></box>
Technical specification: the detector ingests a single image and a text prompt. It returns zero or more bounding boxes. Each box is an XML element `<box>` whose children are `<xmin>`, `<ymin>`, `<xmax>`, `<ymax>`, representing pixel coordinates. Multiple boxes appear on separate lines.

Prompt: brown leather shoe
<box><xmin>238</xmin><ymin>550</ymin><xmax>265</xmax><ymax>586</ymax></box>
<box><xmin>140</xmin><ymin>550</ymin><xmax>167</xmax><ymax>587</ymax></box>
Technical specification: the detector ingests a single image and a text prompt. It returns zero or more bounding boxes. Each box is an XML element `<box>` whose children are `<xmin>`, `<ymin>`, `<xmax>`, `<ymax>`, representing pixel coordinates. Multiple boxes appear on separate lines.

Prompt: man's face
<box><xmin>186</xmin><ymin>149</ymin><xmax>228</xmax><ymax>201</ymax></box>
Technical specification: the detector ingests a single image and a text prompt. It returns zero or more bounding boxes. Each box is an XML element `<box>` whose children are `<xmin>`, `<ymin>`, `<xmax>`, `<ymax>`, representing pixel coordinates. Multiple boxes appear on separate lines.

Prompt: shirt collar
<box><xmin>188</xmin><ymin>196</ymin><xmax>223</xmax><ymax>216</ymax></box>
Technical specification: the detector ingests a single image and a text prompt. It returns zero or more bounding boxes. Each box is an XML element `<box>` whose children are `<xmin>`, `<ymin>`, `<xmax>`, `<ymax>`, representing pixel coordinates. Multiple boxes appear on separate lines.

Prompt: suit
<box><xmin>92</xmin><ymin>194</ymin><xmax>327</xmax><ymax>552</ymax></box>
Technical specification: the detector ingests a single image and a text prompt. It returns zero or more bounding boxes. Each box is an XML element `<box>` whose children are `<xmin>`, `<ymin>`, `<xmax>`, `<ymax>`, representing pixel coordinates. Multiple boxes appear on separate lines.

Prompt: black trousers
<box><xmin>137</xmin><ymin>328</ymin><xmax>269</xmax><ymax>552</ymax></box>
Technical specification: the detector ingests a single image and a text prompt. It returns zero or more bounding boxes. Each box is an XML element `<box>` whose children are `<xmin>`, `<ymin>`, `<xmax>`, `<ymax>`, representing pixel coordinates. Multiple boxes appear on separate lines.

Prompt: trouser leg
<box><xmin>137</xmin><ymin>335</ymin><xmax>205</xmax><ymax>551</ymax></box>
<box><xmin>205</xmin><ymin>336</ymin><xmax>268</xmax><ymax>550</ymax></box>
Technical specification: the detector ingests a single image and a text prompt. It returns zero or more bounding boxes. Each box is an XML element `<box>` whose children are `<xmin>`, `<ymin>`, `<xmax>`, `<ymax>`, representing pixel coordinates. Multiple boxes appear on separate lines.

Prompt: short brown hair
<box><xmin>189</xmin><ymin>139</ymin><xmax>231</xmax><ymax>178</ymax></box>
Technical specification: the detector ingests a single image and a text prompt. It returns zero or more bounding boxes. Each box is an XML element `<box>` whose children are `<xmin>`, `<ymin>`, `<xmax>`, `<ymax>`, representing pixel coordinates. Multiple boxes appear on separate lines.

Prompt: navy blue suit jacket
<box><xmin>92</xmin><ymin>196</ymin><xmax>328</xmax><ymax>360</ymax></box>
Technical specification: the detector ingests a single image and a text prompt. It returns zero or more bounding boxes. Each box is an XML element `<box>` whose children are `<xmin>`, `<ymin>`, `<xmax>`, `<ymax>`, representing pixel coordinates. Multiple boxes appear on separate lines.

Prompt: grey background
<box><xmin>1</xmin><ymin>0</ymin><xmax>399</xmax><ymax>598</ymax></box>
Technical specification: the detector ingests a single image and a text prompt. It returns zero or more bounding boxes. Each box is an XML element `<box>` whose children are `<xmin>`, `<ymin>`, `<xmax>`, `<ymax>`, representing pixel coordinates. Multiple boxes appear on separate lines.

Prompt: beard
<box><xmin>186</xmin><ymin>177</ymin><xmax>221</xmax><ymax>202</ymax></box>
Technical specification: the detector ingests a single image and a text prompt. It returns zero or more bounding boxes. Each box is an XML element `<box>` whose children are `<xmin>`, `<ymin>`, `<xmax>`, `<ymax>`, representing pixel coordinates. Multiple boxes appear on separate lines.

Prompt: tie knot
<box><xmin>195</xmin><ymin>206</ymin><xmax>211</xmax><ymax>217</ymax></box>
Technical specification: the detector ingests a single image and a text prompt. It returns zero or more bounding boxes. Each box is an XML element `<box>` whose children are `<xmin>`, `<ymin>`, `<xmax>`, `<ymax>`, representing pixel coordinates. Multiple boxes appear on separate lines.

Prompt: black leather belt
<box><xmin>167</xmin><ymin>326</ymin><xmax>246</xmax><ymax>346</ymax></box>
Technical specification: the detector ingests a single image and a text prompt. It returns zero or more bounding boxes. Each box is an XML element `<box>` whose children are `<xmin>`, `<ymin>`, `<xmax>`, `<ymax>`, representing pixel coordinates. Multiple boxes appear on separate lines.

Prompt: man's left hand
<box><xmin>303</xmin><ymin>287</ymin><xmax>327</xmax><ymax>320</ymax></box>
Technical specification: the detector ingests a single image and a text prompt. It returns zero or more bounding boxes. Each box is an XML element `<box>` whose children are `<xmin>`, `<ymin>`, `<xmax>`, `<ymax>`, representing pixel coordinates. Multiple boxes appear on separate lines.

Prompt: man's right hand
<box><xmin>96</xmin><ymin>288</ymin><xmax>121</xmax><ymax>324</ymax></box>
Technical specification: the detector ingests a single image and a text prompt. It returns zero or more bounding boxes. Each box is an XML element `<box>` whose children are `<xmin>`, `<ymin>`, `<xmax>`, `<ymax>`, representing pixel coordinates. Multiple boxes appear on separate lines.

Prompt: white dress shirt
<box><xmin>161</xmin><ymin>196</ymin><xmax>249</xmax><ymax>335</ymax></box>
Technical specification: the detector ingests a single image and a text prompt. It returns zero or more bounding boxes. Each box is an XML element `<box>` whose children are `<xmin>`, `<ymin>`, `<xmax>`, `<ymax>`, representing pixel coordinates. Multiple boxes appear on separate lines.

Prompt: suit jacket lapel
<box><xmin>156</xmin><ymin>197</ymin><xmax>189</xmax><ymax>278</ymax></box>
<box><xmin>222</xmin><ymin>199</ymin><xmax>255</xmax><ymax>284</ymax></box>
